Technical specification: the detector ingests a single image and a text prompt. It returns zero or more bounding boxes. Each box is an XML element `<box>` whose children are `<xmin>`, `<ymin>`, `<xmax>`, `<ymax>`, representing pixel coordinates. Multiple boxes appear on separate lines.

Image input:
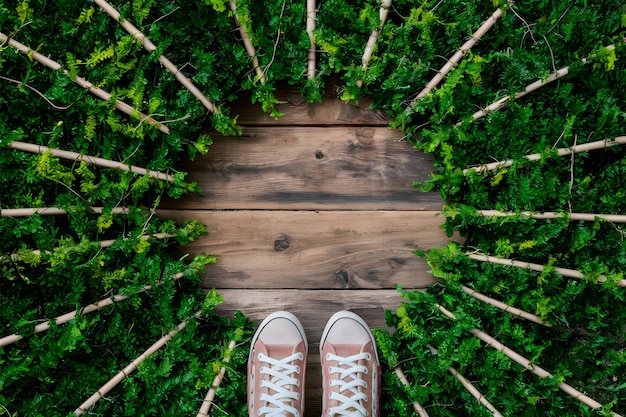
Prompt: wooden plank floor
<box><xmin>158</xmin><ymin>85</ymin><xmax>448</xmax><ymax>415</ymax></box>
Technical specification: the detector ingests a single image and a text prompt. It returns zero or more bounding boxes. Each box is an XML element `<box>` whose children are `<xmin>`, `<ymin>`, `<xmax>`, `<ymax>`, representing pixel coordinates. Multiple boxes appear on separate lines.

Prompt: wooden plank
<box><xmin>212</xmin><ymin>288</ymin><xmax>409</xmax><ymax>417</ymax></box>
<box><xmin>159</xmin><ymin>210</ymin><xmax>445</xmax><ymax>289</ymax></box>
<box><xmin>228</xmin><ymin>83</ymin><xmax>391</xmax><ymax>126</ymax></box>
<box><xmin>162</xmin><ymin>127</ymin><xmax>442</xmax><ymax>211</ymax></box>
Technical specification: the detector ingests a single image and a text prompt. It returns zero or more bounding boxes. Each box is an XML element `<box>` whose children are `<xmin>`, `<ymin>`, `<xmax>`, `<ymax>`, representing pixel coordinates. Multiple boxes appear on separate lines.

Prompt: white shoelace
<box><xmin>326</xmin><ymin>352</ymin><xmax>371</xmax><ymax>417</ymax></box>
<box><xmin>257</xmin><ymin>352</ymin><xmax>303</xmax><ymax>417</ymax></box>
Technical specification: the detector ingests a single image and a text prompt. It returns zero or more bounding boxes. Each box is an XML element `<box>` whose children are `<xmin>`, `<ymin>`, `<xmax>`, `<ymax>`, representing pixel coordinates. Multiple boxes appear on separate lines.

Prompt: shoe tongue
<box><xmin>265</xmin><ymin>343</ymin><xmax>300</xmax><ymax>359</ymax></box>
<box><xmin>330</xmin><ymin>344</ymin><xmax>364</xmax><ymax>358</ymax></box>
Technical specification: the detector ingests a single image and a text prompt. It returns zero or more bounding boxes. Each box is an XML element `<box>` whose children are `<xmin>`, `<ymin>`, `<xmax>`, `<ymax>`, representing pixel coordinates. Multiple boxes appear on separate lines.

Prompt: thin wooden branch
<box><xmin>461</xmin><ymin>285</ymin><xmax>551</xmax><ymax>327</ymax></box>
<box><xmin>230</xmin><ymin>0</ymin><xmax>265</xmax><ymax>84</ymax></box>
<box><xmin>93</xmin><ymin>0</ymin><xmax>217</xmax><ymax>114</ymax></box>
<box><xmin>74</xmin><ymin>311</ymin><xmax>201</xmax><ymax>416</ymax></box>
<box><xmin>393</xmin><ymin>365</ymin><xmax>431</xmax><ymax>417</ymax></box>
<box><xmin>357</xmin><ymin>0</ymin><xmax>392</xmax><ymax>87</ymax></box>
<box><xmin>469</xmin><ymin>68</ymin><xmax>569</xmax><ymax>123</ymax></box>
<box><xmin>7</xmin><ymin>140</ymin><xmax>175</xmax><ymax>183</ymax></box>
<box><xmin>466</xmin><ymin>44</ymin><xmax>617</xmax><ymax>123</ymax></box>
<box><xmin>196</xmin><ymin>339</ymin><xmax>237</xmax><ymax>417</ymax></box>
<box><xmin>467</xmin><ymin>252</ymin><xmax>626</xmax><ymax>287</ymax></box>
<box><xmin>0</xmin><ymin>32</ymin><xmax>169</xmax><ymax>134</ymax></box>
<box><xmin>465</xmin><ymin>136</ymin><xmax>626</xmax><ymax>174</ymax></box>
<box><xmin>0</xmin><ymin>75</ymin><xmax>72</xmax><ymax>110</ymax></box>
<box><xmin>448</xmin><ymin>367</ymin><xmax>504</xmax><ymax>416</ymax></box>
<box><xmin>0</xmin><ymin>272</ymin><xmax>184</xmax><ymax>347</ymax></box>
<box><xmin>427</xmin><ymin>344</ymin><xmax>503</xmax><ymax>416</ymax></box>
<box><xmin>475</xmin><ymin>209</ymin><xmax>626</xmax><ymax>224</ymax></box>
<box><xmin>434</xmin><ymin>304</ymin><xmax>622</xmax><ymax>417</ymax></box>
<box><xmin>306</xmin><ymin>0</ymin><xmax>317</xmax><ymax>80</ymax></box>
<box><xmin>0</xmin><ymin>207</ymin><xmax>129</xmax><ymax>217</ymax></box>
<box><xmin>407</xmin><ymin>5</ymin><xmax>505</xmax><ymax>110</ymax></box>
<box><xmin>5</xmin><ymin>233</ymin><xmax>175</xmax><ymax>263</ymax></box>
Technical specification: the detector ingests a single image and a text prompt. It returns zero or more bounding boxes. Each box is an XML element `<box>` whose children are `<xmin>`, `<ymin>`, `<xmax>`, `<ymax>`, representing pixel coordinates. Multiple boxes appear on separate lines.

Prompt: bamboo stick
<box><xmin>306</xmin><ymin>0</ymin><xmax>317</xmax><ymax>80</ymax></box>
<box><xmin>0</xmin><ymin>32</ymin><xmax>169</xmax><ymax>135</ymax></box>
<box><xmin>229</xmin><ymin>0</ymin><xmax>265</xmax><ymax>84</ymax></box>
<box><xmin>393</xmin><ymin>365</ymin><xmax>431</xmax><ymax>417</ymax></box>
<box><xmin>434</xmin><ymin>304</ymin><xmax>622</xmax><ymax>417</ymax></box>
<box><xmin>92</xmin><ymin>0</ymin><xmax>217</xmax><ymax>114</ymax></box>
<box><xmin>7</xmin><ymin>140</ymin><xmax>175</xmax><ymax>183</ymax></box>
<box><xmin>407</xmin><ymin>6</ymin><xmax>505</xmax><ymax>110</ymax></box>
<box><xmin>0</xmin><ymin>207</ymin><xmax>129</xmax><ymax>217</ymax></box>
<box><xmin>461</xmin><ymin>285</ymin><xmax>551</xmax><ymax>327</ymax></box>
<box><xmin>196</xmin><ymin>339</ymin><xmax>237</xmax><ymax>417</ymax></box>
<box><xmin>465</xmin><ymin>136</ymin><xmax>626</xmax><ymax>174</ymax></box>
<box><xmin>74</xmin><ymin>311</ymin><xmax>202</xmax><ymax>416</ymax></box>
<box><xmin>466</xmin><ymin>45</ymin><xmax>617</xmax><ymax>123</ymax></box>
<box><xmin>467</xmin><ymin>252</ymin><xmax>626</xmax><ymax>287</ymax></box>
<box><xmin>475</xmin><ymin>209</ymin><xmax>626</xmax><ymax>224</ymax></box>
<box><xmin>357</xmin><ymin>0</ymin><xmax>392</xmax><ymax>87</ymax></box>
<box><xmin>0</xmin><ymin>272</ymin><xmax>184</xmax><ymax>347</ymax></box>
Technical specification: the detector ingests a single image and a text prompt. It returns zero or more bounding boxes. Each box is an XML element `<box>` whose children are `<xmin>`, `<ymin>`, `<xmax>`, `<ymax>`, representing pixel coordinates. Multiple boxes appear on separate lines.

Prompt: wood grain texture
<box><xmin>158</xmin><ymin>210</ymin><xmax>446</xmax><ymax>289</ymax></box>
<box><xmin>161</xmin><ymin>127</ymin><xmax>441</xmax><ymax>210</ymax></box>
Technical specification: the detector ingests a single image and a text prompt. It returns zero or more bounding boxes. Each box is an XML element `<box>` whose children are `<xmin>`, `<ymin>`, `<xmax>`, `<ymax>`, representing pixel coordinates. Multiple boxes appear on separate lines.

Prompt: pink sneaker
<box><xmin>320</xmin><ymin>311</ymin><xmax>381</xmax><ymax>417</ymax></box>
<box><xmin>248</xmin><ymin>311</ymin><xmax>307</xmax><ymax>417</ymax></box>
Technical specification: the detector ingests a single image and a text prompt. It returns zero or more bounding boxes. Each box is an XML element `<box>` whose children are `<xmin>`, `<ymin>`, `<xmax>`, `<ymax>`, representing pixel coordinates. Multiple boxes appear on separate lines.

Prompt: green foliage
<box><xmin>377</xmin><ymin>243</ymin><xmax>625</xmax><ymax>415</ymax></box>
<box><xmin>0</xmin><ymin>1</ymin><xmax>258</xmax><ymax>415</ymax></box>
<box><xmin>372</xmin><ymin>0</ymin><xmax>626</xmax><ymax>415</ymax></box>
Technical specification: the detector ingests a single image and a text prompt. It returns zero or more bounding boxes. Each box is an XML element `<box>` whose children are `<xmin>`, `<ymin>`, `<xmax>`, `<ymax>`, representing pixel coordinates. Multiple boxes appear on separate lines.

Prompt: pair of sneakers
<box><xmin>248</xmin><ymin>311</ymin><xmax>380</xmax><ymax>417</ymax></box>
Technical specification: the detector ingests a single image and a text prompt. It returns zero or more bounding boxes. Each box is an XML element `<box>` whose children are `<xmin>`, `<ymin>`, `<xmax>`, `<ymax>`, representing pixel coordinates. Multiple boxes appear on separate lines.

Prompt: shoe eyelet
<box><xmin>363</xmin><ymin>382</ymin><xmax>368</xmax><ymax>388</ymax></box>
<box><xmin>257</xmin><ymin>409</ymin><xmax>262</xmax><ymax>416</ymax></box>
<box><xmin>295</xmin><ymin>379</ymin><xmax>300</xmax><ymax>387</ymax></box>
<box><xmin>297</xmin><ymin>352</ymin><xmax>304</xmax><ymax>360</ymax></box>
<box><xmin>364</xmin><ymin>395</ymin><xmax>369</xmax><ymax>401</ymax></box>
<box><xmin>364</xmin><ymin>368</ymin><xmax>369</xmax><ymax>374</ymax></box>
<box><xmin>326</xmin><ymin>353</ymin><xmax>331</xmax><ymax>360</ymax></box>
<box><xmin>295</xmin><ymin>392</ymin><xmax>300</xmax><ymax>399</ymax></box>
<box><xmin>296</xmin><ymin>365</ymin><xmax>301</xmax><ymax>373</ymax></box>
<box><xmin>365</xmin><ymin>353</ymin><xmax>372</xmax><ymax>360</ymax></box>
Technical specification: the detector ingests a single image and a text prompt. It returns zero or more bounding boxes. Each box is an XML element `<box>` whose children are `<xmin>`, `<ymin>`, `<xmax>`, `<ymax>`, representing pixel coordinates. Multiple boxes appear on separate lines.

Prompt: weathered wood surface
<box><xmin>159</xmin><ymin>210</ymin><xmax>446</xmax><ymax>289</ymax></box>
<box><xmin>161</xmin><ymin>127</ymin><xmax>441</xmax><ymax>210</ymax></box>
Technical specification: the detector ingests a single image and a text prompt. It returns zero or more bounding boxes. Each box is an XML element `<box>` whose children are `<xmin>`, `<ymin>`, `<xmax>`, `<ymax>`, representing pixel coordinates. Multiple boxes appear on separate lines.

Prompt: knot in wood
<box><xmin>273</xmin><ymin>234</ymin><xmax>291</xmax><ymax>251</ymax></box>
<box><xmin>333</xmin><ymin>268</ymin><xmax>350</xmax><ymax>288</ymax></box>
